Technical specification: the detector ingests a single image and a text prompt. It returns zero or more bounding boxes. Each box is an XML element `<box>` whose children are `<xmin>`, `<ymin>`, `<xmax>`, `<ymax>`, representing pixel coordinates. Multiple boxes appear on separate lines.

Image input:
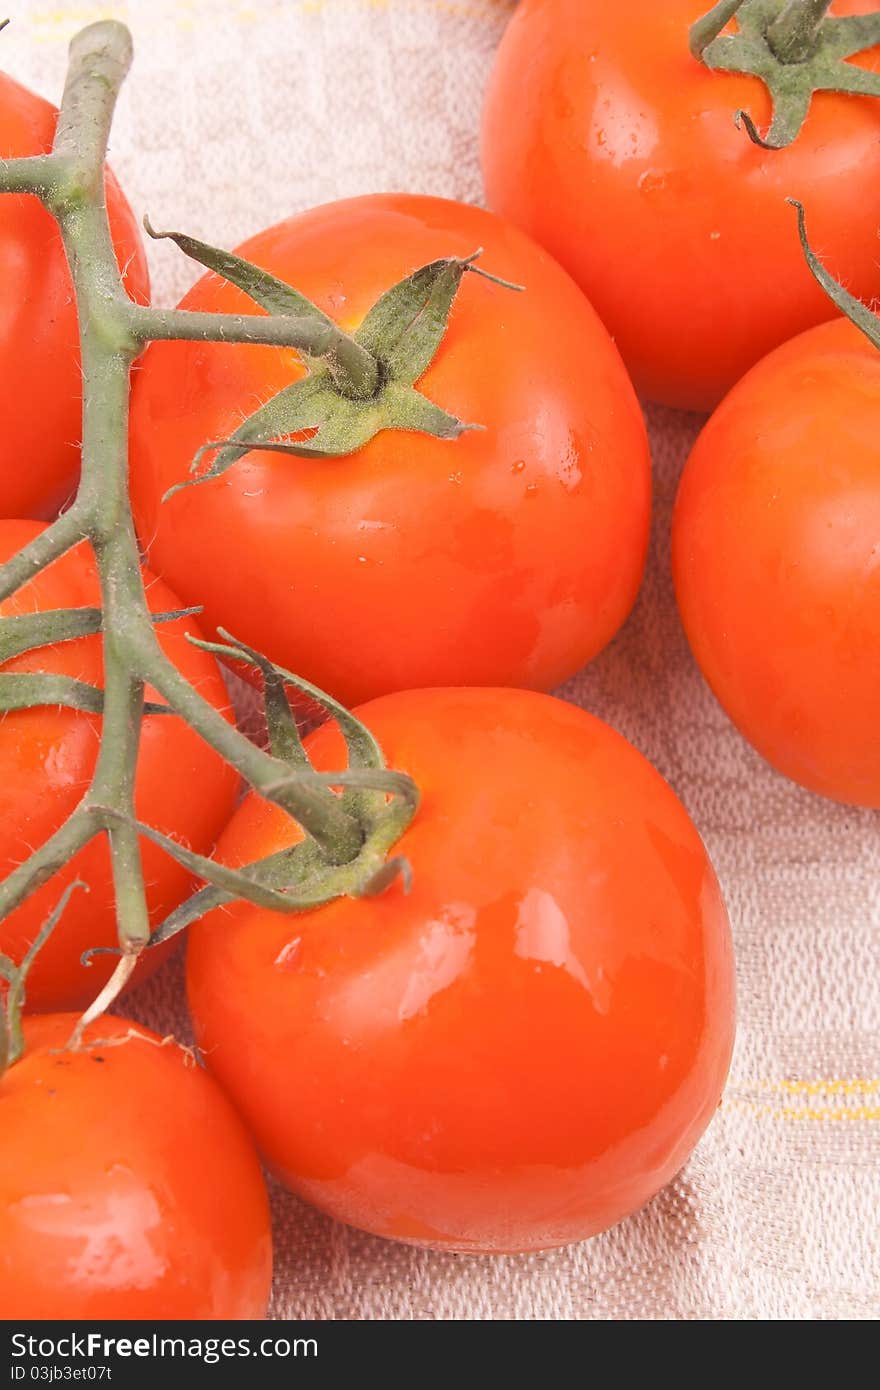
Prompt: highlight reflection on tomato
<box><xmin>187</xmin><ymin>688</ymin><xmax>735</xmax><ymax>1253</ymax></box>
<box><xmin>0</xmin><ymin>1014</ymin><xmax>272</xmax><ymax>1320</ymax></box>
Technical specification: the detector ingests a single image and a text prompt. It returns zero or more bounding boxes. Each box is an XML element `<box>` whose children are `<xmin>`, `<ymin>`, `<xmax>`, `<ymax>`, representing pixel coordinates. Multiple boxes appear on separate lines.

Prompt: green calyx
<box><xmin>691</xmin><ymin>0</ymin><xmax>880</xmax><ymax>148</ymax></box>
<box><xmin>145</xmin><ymin>221</ymin><xmax>522</xmax><ymax>499</ymax></box>
<box><xmin>85</xmin><ymin>629</ymin><xmax>420</xmax><ymax>964</ymax></box>
<box><xmin>788</xmin><ymin>198</ymin><xmax>880</xmax><ymax>349</ymax></box>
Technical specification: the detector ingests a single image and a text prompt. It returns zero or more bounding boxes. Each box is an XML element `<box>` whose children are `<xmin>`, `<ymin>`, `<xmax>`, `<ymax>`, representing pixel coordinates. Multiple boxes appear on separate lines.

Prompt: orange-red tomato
<box><xmin>0</xmin><ymin>521</ymin><xmax>240</xmax><ymax>1010</ymax></box>
<box><xmin>187</xmin><ymin>688</ymin><xmax>735</xmax><ymax>1253</ymax></box>
<box><xmin>482</xmin><ymin>0</ymin><xmax>880</xmax><ymax>411</ymax></box>
<box><xmin>129</xmin><ymin>194</ymin><xmax>650</xmax><ymax>708</ymax></box>
<box><xmin>673</xmin><ymin>317</ymin><xmax>880</xmax><ymax>806</ymax></box>
<box><xmin>0</xmin><ymin>1013</ymin><xmax>272</xmax><ymax>1319</ymax></box>
<box><xmin>0</xmin><ymin>73</ymin><xmax>149</xmax><ymax>519</ymax></box>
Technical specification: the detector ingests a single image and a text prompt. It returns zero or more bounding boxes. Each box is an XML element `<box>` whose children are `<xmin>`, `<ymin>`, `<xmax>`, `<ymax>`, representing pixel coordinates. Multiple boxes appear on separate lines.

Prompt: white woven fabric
<box><xmin>9</xmin><ymin>0</ymin><xmax>878</xmax><ymax>1321</ymax></box>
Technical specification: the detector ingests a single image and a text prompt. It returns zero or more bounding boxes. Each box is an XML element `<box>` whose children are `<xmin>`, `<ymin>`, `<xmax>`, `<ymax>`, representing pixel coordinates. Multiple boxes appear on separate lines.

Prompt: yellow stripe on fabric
<box><xmin>764</xmin><ymin>1078</ymin><xmax>880</xmax><ymax>1097</ymax></box>
<box><xmin>29</xmin><ymin>0</ymin><xmax>515</xmax><ymax>41</ymax></box>
<box><xmin>29</xmin><ymin>8</ymin><xmax>125</xmax><ymax>31</ymax></box>
<box><xmin>725</xmin><ymin>1101</ymin><xmax>880</xmax><ymax>1122</ymax></box>
<box><xmin>298</xmin><ymin>0</ymin><xmax>515</xmax><ymax>14</ymax></box>
<box><xmin>723</xmin><ymin>1078</ymin><xmax>880</xmax><ymax>1121</ymax></box>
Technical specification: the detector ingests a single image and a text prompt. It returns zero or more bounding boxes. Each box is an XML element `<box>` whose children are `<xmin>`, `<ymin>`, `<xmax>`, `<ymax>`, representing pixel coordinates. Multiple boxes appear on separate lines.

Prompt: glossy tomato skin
<box><xmin>0</xmin><ymin>521</ymin><xmax>240</xmax><ymax>1011</ymax></box>
<box><xmin>0</xmin><ymin>1014</ymin><xmax>272</xmax><ymax>1319</ymax></box>
<box><xmin>482</xmin><ymin>0</ymin><xmax>880</xmax><ymax>411</ymax></box>
<box><xmin>0</xmin><ymin>73</ymin><xmax>149</xmax><ymax>519</ymax></box>
<box><xmin>187</xmin><ymin>688</ymin><xmax>735</xmax><ymax>1253</ymax></box>
<box><xmin>129</xmin><ymin>194</ymin><xmax>650</xmax><ymax>708</ymax></box>
<box><xmin>673</xmin><ymin>318</ymin><xmax>880</xmax><ymax>806</ymax></box>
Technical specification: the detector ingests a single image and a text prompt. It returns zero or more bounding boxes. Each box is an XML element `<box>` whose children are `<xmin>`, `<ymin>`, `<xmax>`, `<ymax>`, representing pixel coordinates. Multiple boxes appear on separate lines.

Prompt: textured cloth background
<box><xmin>8</xmin><ymin>0</ymin><xmax>878</xmax><ymax>1321</ymax></box>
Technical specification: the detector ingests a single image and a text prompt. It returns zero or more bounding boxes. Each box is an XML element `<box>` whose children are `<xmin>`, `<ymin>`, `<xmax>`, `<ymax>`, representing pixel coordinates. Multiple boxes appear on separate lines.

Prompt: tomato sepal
<box><xmin>789</xmin><ymin>197</ymin><xmax>880</xmax><ymax>349</ymax></box>
<box><xmin>91</xmin><ymin>634</ymin><xmax>421</xmax><ymax>953</ymax></box>
<box><xmin>0</xmin><ymin>881</ymin><xmax>86</xmax><ymax>1075</ymax></box>
<box><xmin>149</xmin><ymin>225</ymin><xmax>519</xmax><ymax>497</ymax></box>
<box><xmin>0</xmin><ymin>671</ymin><xmax>171</xmax><ymax>716</ymax></box>
<box><xmin>194</xmin><ymin>625</ymin><xmax>386</xmax><ymax>775</ymax></box>
<box><xmin>0</xmin><ymin>603</ymin><xmax>202</xmax><ymax>663</ymax></box>
<box><xmin>93</xmin><ymin>794</ymin><xmax>414</xmax><ymax>952</ymax></box>
<box><xmin>691</xmin><ymin>0</ymin><xmax>880</xmax><ymax>148</ymax></box>
<box><xmin>167</xmin><ymin>375</ymin><xmax>479</xmax><ymax>503</ymax></box>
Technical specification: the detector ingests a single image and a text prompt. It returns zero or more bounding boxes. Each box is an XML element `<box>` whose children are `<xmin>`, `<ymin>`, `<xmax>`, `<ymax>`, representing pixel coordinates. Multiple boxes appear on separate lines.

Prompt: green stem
<box><xmin>767</xmin><ymin>0</ymin><xmax>834</xmax><ymax>63</ymax></box>
<box><xmin>0</xmin><ymin>21</ymin><xmax>365</xmax><ymax>884</ymax></box>
<box><xmin>0</xmin><ymin>811</ymin><xmax>98</xmax><ymax>923</ymax></box>
<box><xmin>788</xmin><ymin>198</ymin><xmax>880</xmax><ymax>349</ymax></box>
<box><xmin>0</xmin><ymin>609</ymin><xmax>104</xmax><ymax>663</ymax></box>
<box><xmin>56</xmin><ymin>21</ymin><xmax>363</xmax><ymax>876</ymax></box>
<box><xmin>91</xmin><ymin>622</ymin><xmax>151</xmax><ymax>958</ymax></box>
<box><xmin>324</xmin><ymin>332</ymin><xmax>381</xmax><ymax>400</ymax></box>
<box><xmin>0</xmin><ymin>506</ymin><xmax>86</xmax><ymax>605</ymax></box>
<box><xmin>136</xmin><ymin>304</ymin><xmax>369</xmax><ymax>363</ymax></box>
<box><xmin>51</xmin><ymin>21</ymin><xmax>133</xmax><ymax>193</ymax></box>
<box><xmin>128</xmin><ymin>632</ymin><xmax>364</xmax><ymax>863</ymax></box>
<box><xmin>0</xmin><ymin>17</ymin><xmax>414</xmax><ymax>1036</ymax></box>
<box><xmin>0</xmin><ymin>154</ymin><xmax>54</xmax><ymax>193</ymax></box>
<box><xmin>52</xmin><ymin>41</ymin><xmax>153</xmax><ymax>956</ymax></box>
<box><xmin>3</xmin><ymin>883</ymin><xmax>87</xmax><ymax>1070</ymax></box>
<box><xmin>690</xmin><ymin>0</ymin><xmax>747</xmax><ymax>59</ymax></box>
<box><xmin>138</xmin><ymin>308</ymin><xmax>378</xmax><ymax>399</ymax></box>
<box><xmin>139</xmin><ymin>223</ymin><xmax>380</xmax><ymax>399</ymax></box>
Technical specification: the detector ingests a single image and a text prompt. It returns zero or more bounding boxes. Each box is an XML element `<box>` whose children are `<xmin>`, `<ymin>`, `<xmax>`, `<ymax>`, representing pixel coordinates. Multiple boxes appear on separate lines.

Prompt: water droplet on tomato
<box><xmin>638</xmin><ymin>170</ymin><xmax>666</xmax><ymax>196</ymax></box>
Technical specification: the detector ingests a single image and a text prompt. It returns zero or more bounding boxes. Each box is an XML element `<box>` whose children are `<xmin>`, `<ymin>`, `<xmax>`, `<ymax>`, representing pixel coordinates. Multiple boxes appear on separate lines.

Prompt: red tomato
<box><xmin>482</xmin><ymin>0</ymin><xmax>880</xmax><ymax>411</ymax></box>
<box><xmin>673</xmin><ymin>317</ymin><xmax>880</xmax><ymax>806</ymax></box>
<box><xmin>0</xmin><ymin>1013</ymin><xmax>272</xmax><ymax>1319</ymax></box>
<box><xmin>0</xmin><ymin>520</ymin><xmax>240</xmax><ymax>1010</ymax></box>
<box><xmin>187</xmin><ymin>688</ymin><xmax>735</xmax><ymax>1253</ymax></box>
<box><xmin>0</xmin><ymin>73</ymin><xmax>149</xmax><ymax>519</ymax></box>
<box><xmin>129</xmin><ymin>194</ymin><xmax>650</xmax><ymax>708</ymax></box>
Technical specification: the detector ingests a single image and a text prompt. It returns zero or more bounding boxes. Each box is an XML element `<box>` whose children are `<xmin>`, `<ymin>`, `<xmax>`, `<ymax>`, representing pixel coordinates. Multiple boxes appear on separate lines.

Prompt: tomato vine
<box><xmin>0</xmin><ymin>19</ymin><xmax>488</xmax><ymax>1036</ymax></box>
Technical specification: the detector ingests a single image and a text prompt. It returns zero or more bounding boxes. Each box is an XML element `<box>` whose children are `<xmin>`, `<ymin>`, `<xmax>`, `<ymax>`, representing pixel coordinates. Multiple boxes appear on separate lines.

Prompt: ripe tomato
<box><xmin>0</xmin><ymin>1013</ymin><xmax>272</xmax><ymax>1319</ymax></box>
<box><xmin>129</xmin><ymin>194</ymin><xmax>650</xmax><ymax>708</ymax></box>
<box><xmin>673</xmin><ymin>317</ymin><xmax>880</xmax><ymax>806</ymax></box>
<box><xmin>0</xmin><ymin>520</ymin><xmax>240</xmax><ymax>1011</ymax></box>
<box><xmin>0</xmin><ymin>73</ymin><xmax>149</xmax><ymax>519</ymax></box>
<box><xmin>481</xmin><ymin>0</ymin><xmax>880</xmax><ymax>411</ymax></box>
<box><xmin>187</xmin><ymin>688</ymin><xmax>735</xmax><ymax>1253</ymax></box>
